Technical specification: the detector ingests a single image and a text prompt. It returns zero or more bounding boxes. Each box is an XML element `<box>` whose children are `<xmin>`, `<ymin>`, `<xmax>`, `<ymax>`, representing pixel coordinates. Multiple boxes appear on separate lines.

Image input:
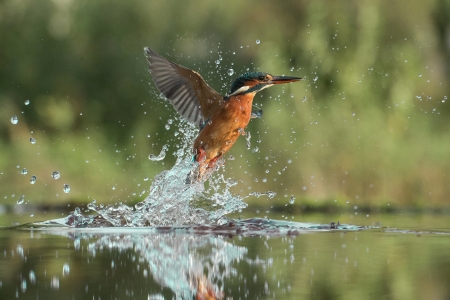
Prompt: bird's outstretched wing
<box><xmin>144</xmin><ymin>47</ymin><xmax>224</xmax><ymax>126</ymax></box>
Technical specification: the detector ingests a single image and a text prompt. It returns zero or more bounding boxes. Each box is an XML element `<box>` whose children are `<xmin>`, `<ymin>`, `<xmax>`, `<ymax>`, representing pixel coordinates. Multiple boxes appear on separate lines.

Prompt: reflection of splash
<box><xmin>18</xmin><ymin>220</ymin><xmax>366</xmax><ymax>298</ymax></box>
<box><xmin>46</xmin><ymin>229</ymin><xmax>248</xmax><ymax>299</ymax></box>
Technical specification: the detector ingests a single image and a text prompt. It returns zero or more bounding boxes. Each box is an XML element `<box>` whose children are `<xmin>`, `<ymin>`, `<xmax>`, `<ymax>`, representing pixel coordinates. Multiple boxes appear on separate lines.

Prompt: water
<box><xmin>55</xmin><ymin>116</ymin><xmax>258</xmax><ymax>228</ymax></box>
<box><xmin>2</xmin><ymin>61</ymin><xmax>449</xmax><ymax>299</ymax></box>
<box><xmin>0</xmin><ymin>214</ymin><xmax>449</xmax><ymax>299</ymax></box>
<box><xmin>63</xmin><ymin>184</ymin><xmax>70</xmax><ymax>194</ymax></box>
<box><xmin>60</xmin><ymin>155</ymin><xmax>248</xmax><ymax>227</ymax></box>
<box><xmin>51</xmin><ymin>171</ymin><xmax>60</xmax><ymax>180</ymax></box>
<box><xmin>10</xmin><ymin>115</ymin><xmax>18</xmax><ymax>124</ymax></box>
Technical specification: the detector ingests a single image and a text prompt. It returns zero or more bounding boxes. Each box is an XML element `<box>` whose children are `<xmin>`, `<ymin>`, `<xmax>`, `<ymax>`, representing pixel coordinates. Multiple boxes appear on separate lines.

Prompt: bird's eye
<box><xmin>258</xmin><ymin>75</ymin><xmax>266</xmax><ymax>81</ymax></box>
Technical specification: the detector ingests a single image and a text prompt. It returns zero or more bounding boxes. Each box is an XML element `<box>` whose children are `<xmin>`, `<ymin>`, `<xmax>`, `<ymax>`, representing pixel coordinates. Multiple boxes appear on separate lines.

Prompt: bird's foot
<box><xmin>195</xmin><ymin>147</ymin><xmax>207</xmax><ymax>162</ymax></box>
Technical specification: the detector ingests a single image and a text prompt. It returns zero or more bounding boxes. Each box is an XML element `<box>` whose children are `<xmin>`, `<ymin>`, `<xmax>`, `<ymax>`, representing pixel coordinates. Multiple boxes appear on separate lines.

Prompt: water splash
<box><xmin>64</xmin><ymin>155</ymin><xmax>247</xmax><ymax>227</ymax></box>
<box><xmin>60</xmin><ymin>116</ymin><xmax>249</xmax><ymax>228</ymax></box>
<box><xmin>148</xmin><ymin>144</ymin><xmax>168</xmax><ymax>161</ymax></box>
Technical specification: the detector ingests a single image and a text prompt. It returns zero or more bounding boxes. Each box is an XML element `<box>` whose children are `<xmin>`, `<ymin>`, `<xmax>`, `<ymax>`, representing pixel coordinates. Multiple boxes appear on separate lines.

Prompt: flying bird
<box><xmin>145</xmin><ymin>47</ymin><xmax>301</xmax><ymax>182</ymax></box>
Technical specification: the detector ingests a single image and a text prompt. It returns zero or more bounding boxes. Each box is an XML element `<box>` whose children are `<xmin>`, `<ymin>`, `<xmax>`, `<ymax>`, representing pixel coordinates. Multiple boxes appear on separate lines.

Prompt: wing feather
<box><xmin>144</xmin><ymin>47</ymin><xmax>224</xmax><ymax>125</ymax></box>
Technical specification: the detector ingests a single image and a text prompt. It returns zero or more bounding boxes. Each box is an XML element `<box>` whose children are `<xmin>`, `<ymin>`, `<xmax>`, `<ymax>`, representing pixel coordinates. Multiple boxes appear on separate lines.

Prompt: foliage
<box><xmin>0</xmin><ymin>0</ymin><xmax>449</xmax><ymax>209</ymax></box>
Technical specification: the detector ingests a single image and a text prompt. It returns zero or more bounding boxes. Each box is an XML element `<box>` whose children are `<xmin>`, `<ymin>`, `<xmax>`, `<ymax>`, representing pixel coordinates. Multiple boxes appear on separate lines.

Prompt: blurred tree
<box><xmin>0</xmin><ymin>0</ymin><xmax>449</xmax><ymax>209</ymax></box>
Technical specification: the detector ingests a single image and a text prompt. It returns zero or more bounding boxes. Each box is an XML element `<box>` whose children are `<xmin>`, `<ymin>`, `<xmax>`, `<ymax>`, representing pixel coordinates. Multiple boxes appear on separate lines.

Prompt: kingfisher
<box><xmin>144</xmin><ymin>47</ymin><xmax>301</xmax><ymax>182</ymax></box>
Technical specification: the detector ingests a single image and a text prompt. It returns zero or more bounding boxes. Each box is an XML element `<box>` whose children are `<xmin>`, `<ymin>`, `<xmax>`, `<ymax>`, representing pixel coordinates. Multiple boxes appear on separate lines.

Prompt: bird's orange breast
<box><xmin>193</xmin><ymin>93</ymin><xmax>255</xmax><ymax>162</ymax></box>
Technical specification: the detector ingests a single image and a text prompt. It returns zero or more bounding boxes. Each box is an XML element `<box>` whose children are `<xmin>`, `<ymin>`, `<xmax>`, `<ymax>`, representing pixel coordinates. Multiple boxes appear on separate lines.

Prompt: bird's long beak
<box><xmin>269</xmin><ymin>76</ymin><xmax>302</xmax><ymax>84</ymax></box>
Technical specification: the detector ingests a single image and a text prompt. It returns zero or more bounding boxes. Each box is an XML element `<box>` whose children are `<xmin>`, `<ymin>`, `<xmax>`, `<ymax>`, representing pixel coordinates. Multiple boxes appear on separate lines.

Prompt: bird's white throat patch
<box><xmin>229</xmin><ymin>85</ymin><xmax>250</xmax><ymax>96</ymax></box>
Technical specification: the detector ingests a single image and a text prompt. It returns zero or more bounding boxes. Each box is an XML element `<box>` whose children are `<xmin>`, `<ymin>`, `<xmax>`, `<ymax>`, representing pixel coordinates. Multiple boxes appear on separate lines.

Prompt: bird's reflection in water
<box><xmin>53</xmin><ymin>229</ymin><xmax>247</xmax><ymax>299</ymax></box>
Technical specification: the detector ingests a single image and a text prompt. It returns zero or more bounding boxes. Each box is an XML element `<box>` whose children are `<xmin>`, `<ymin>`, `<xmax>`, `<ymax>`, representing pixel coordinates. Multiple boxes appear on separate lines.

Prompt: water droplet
<box><xmin>24</xmin><ymin>100</ymin><xmax>30</xmax><ymax>105</ymax></box>
<box><xmin>267</xmin><ymin>191</ymin><xmax>276</xmax><ymax>199</ymax></box>
<box><xmin>63</xmin><ymin>184</ymin><xmax>70</xmax><ymax>193</ymax></box>
<box><xmin>313</xmin><ymin>76</ymin><xmax>318</xmax><ymax>82</ymax></box>
<box><xmin>352</xmin><ymin>112</ymin><xmax>356</xmax><ymax>116</ymax></box>
<box><xmin>165</xmin><ymin>124</ymin><xmax>170</xmax><ymax>130</ymax></box>
<box><xmin>29</xmin><ymin>270</ymin><xmax>36</xmax><ymax>284</ymax></box>
<box><xmin>149</xmin><ymin>145</ymin><xmax>168</xmax><ymax>161</ymax></box>
<box><xmin>16</xmin><ymin>245</ymin><xmax>24</xmax><ymax>257</ymax></box>
<box><xmin>51</xmin><ymin>276</ymin><xmax>59</xmax><ymax>290</ymax></box>
<box><xmin>30</xmin><ymin>175</ymin><xmax>37</xmax><ymax>184</ymax></box>
<box><xmin>245</xmin><ymin>131</ymin><xmax>251</xmax><ymax>150</ymax></box>
<box><xmin>215</xmin><ymin>60</ymin><xmax>220</xmax><ymax>65</ymax></box>
<box><xmin>229</xmin><ymin>179</ymin><xmax>239</xmax><ymax>187</ymax></box>
<box><xmin>17</xmin><ymin>195</ymin><xmax>25</xmax><ymax>205</ymax></box>
<box><xmin>11</xmin><ymin>116</ymin><xmax>18</xmax><ymax>124</ymax></box>
<box><xmin>256</xmin><ymin>39</ymin><xmax>261</xmax><ymax>44</ymax></box>
<box><xmin>21</xmin><ymin>279</ymin><xmax>27</xmax><ymax>292</ymax></box>
<box><xmin>30</xmin><ymin>137</ymin><xmax>36</xmax><ymax>144</ymax></box>
<box><xmin>135</xmin><ymin>202</ymin><xmax>145</xmax><ymax>210</ymax></box>
<box><xmin>52</xmin><ymin>171</ymin><xmax>60</xmax><ymax>179</ymax></box>
<box><xmin>228</xmin><ymin>155</ymin><xmax>235</xmax><ymax>160</ymax></box>
<box><xmin>289</xmin><ymin>196</ymin><xmax>296</xmax><ymax>204</ymax></box>
<box><xmin>21</xmin><ymin>168</ymin><xmax>28</xmax><ymax>175</ymax></box>
<box><xmin>143</xmin><ymin>177</ymin><xmax>149</xmax><ymax>181</ymax></box>
<box><xmin>62</xmin><ymin>263</ymin><xmax>70</xmax><ymax>276</ymax></box>
<box><xmin>418</xmin><ymin>74</ymin><xmax>422</xmax><ymax>77</ymax></box>
<box><xmin>227</xmin><ymin>69</ymin><xmax>234</xmax><ymax>76</ymax></box>
<box><xmin>87</xmin><ymin>201</ymin><xmax>97</xmax><ymax>211</ymax></box>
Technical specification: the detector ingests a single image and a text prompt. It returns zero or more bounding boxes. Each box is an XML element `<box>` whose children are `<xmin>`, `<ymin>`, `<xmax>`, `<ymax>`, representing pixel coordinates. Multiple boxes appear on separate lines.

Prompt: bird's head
<box><xmin>229</xmin><ymin>72</ymin><xmax>301</xmax><ymax>96</ymax></box>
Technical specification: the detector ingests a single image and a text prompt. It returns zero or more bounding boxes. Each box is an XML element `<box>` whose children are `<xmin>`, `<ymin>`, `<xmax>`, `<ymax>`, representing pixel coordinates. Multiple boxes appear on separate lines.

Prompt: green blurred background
<box><xmin>1</xmin><ymin>0</ymin><xmax>449</xmax><ymax>212</ymax></box>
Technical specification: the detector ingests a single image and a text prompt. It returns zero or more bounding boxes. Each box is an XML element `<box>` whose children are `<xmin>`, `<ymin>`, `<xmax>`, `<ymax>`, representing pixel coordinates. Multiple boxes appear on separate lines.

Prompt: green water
<box><xmin>0</xmin><ymin>213</ymin><xmax>449</xmax><ymax>299</ymax></box>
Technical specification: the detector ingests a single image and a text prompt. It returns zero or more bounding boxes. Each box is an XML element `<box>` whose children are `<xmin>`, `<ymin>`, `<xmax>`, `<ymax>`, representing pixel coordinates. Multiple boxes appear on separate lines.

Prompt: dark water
<box><xmin>0</xmin><ymin>213</ymin><xmax>449</xmax><ymax>300</ymax></box>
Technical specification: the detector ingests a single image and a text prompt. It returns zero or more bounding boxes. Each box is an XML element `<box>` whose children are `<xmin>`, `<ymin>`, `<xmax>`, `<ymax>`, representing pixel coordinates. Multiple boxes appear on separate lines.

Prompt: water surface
<box><xmin>1</xmin><ymin>214</ymin><xmax>449</xmax><ymax>299</ymax></box>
